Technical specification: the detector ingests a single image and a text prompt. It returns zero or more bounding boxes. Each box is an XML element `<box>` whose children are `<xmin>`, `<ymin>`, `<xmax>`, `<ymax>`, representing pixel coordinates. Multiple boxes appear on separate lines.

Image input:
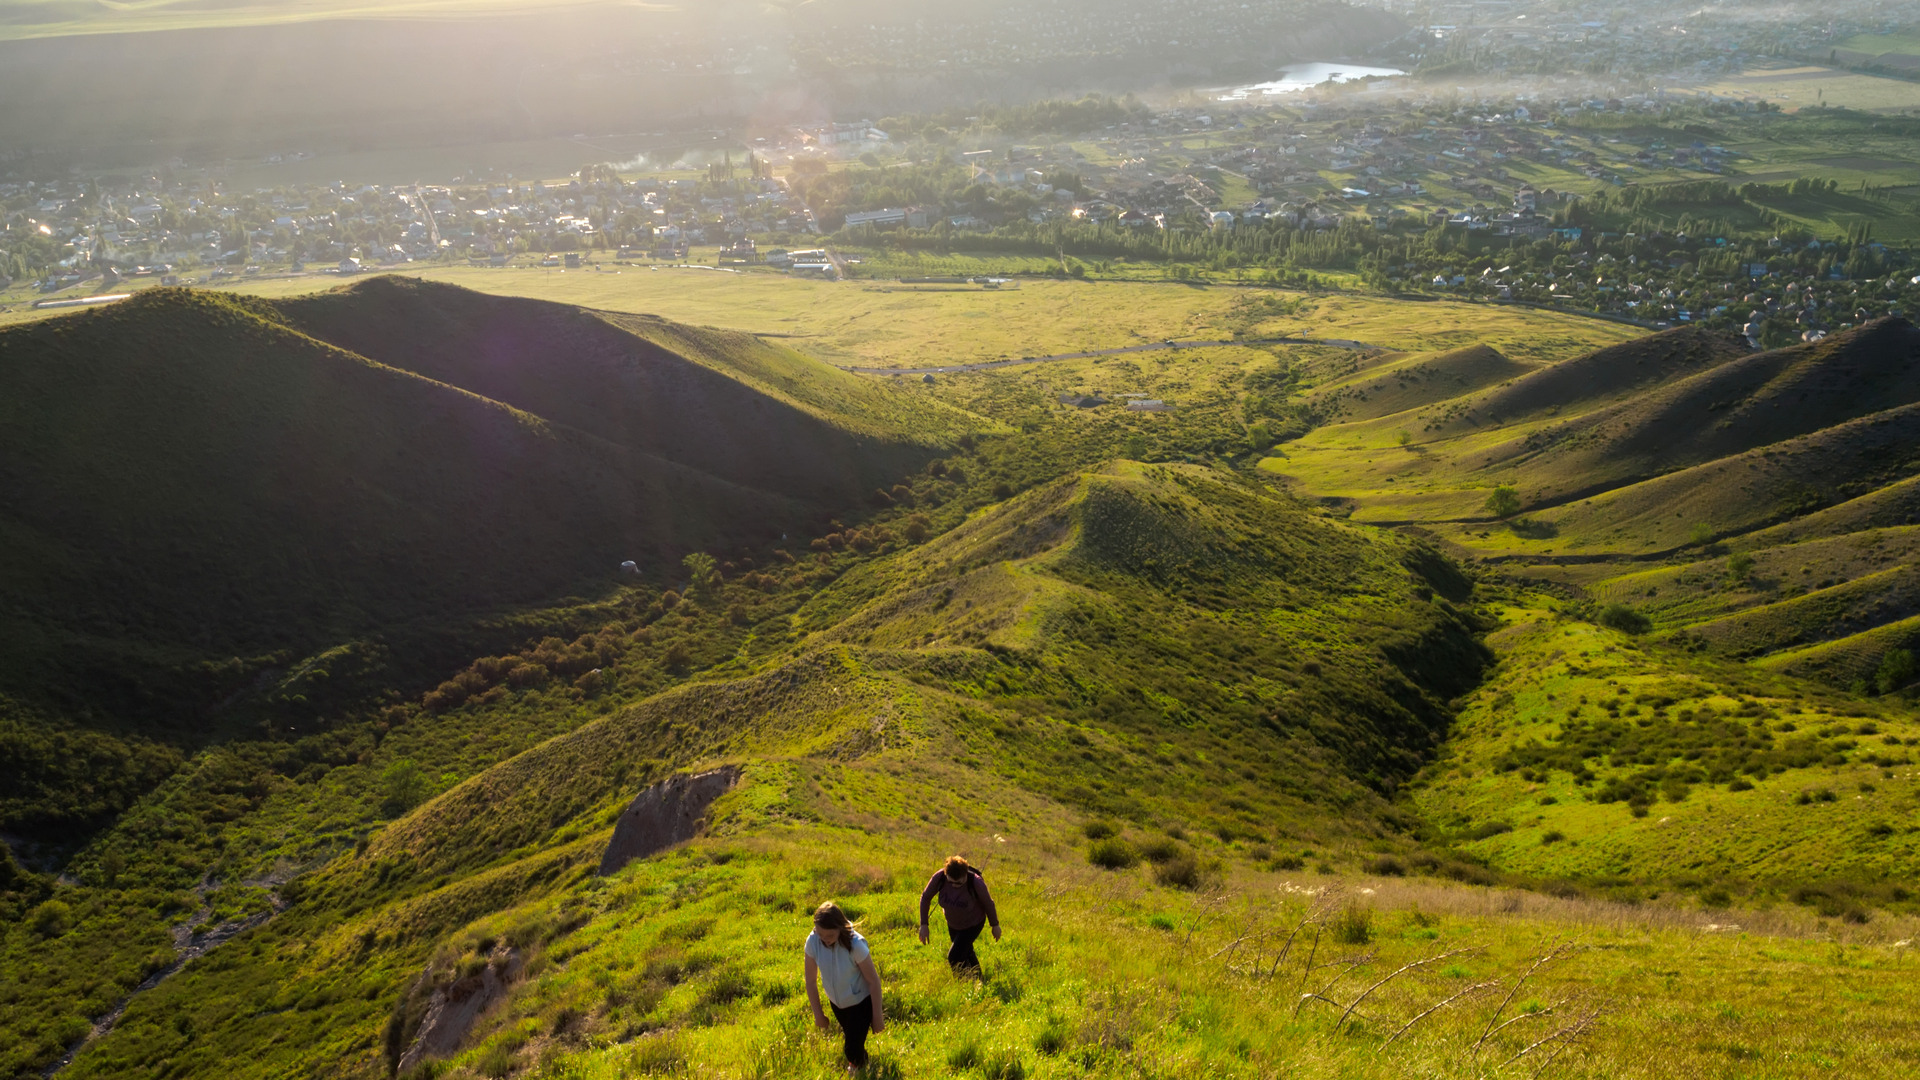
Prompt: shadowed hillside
<box><xmin>21</xmin><ymin>459</ymin><xmax>1493</xmax><ymax>1080</ymax></box>
<box><xmin>1471</xmin><ymin>318</ymin><xmax>1920</xmax><ymax>500</ymax></box>
<box><xmin>1305</xmin><ymin>344</ymin><xmax>1540</xmax><ymax>424</ymax></box>
<box><xmin>1378</xmin><ymin>325</ymin><xmax>1751</xmax><ymax>443</ymax></box>
<box><xmin>272</xmin><ymin>277</ymin><xmax>979</xmax><ymax>507</ymax></box>
<box><xmin>0</xmin><ymin>282</ymin><xmax>981</xmax><ymax>846</ymax></box>
<box><xmin>5</xmin><ymin>288</ymin><xmax>1920</xmax><ymax>1080</ymax></box>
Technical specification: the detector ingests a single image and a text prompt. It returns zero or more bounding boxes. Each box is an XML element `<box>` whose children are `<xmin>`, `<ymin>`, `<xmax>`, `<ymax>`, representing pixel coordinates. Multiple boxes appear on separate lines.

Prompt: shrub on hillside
<box><xmin>1086</xmin><ymin>839</ymin><xmax>1138</xmax><ymax>870</ymax></box>
<box><xmin>380</xmin><ymin>760</ymin><xmax>431</xmax><ymax>817</ymax></box>
<box><xmin>1597</xmin><ymin>605</ymin><xmax>1653</xmax><ymax>635</ymax></box>
<box><xmin>29</xmin><ymin>899</ymin><xmax>70</xmax><ymax>938</ymax></box>
<box><xmin>1726</xmin><ymin>552</ymin><xmax>1755</xmax><ymax>584</ymax></box>
<box><xmin>1136</xmin><ymin>836</ymin><xmax>1182</xmax><ymax>864</ymax></box>
<box><xmin>1875</xmin><ymin>649</ymin><xmax>1915</xmax><ymax>695</ymax></box>
<box><xmin>1364</xmin><ymin>855</ymin><xmax>1407</xmax><ymax>876</ymax></box>
<box><xmin>1332</xmin><ymin>903</ymin><xmax>1373</xmax><ymax>945</ymax></box>
<box><xmin>1152</xmin><ymin>855</ymin><xmax>1204</xmax><ymax>890</ymax></box>
<box><xmin>1081</xmin><ymin>821</ymin><xmax>1117</xmax><ymax>840</ymax></box>
<box><xmin>1484</xmin><ymin>485</ymin><xmax>1522</xmax><ymax>518</ymax></box>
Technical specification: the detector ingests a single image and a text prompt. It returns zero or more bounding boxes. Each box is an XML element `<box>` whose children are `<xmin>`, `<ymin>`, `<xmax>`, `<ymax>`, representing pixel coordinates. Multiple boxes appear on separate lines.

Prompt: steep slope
<box><xmin>0</xmin><ymin>288</ymin><xmax>803</xmax><ymax>653</ymax></box>
<box><xmin>1739</xmin><ymin>472</ymin><xmax>1920</xmax><ymax>547</ymax></box>
<box><xmin>17</xmin><ymin>460</ymin><xmax>1493</xmax><ymax>1080</ymax></box>
<box><xmin>1370</xmin><ymin>325</ymin><xmax>1750</xmax><ymax>442</ymax></box>
<box><xmin>1536</xmin><ymin>400</ymin><xmax>1920</xmax><ymax>552</ymax></box>
<box><xmin>1269</xmin><ymin>317</ymin><xmax>1920</xmax><ymax>673</ymax></box>
<box><xmin>271</xmin><ymin>277</ymin><xmax>981</xmax><ymax>507</ymax></box>
<box><xmin>1306</xmin><ymin>344</ymin><xmax>1539</xmax><ymax>423</ymax></box>
<box><xmin>0</xmin><ymin>283</ymin><xmax>984</xmax><ymax>849</ymax></box>
<box><xmin>1471</xmin><ymin>318</ymin><xmax>1920</xmax><ymax>499</ymax></box>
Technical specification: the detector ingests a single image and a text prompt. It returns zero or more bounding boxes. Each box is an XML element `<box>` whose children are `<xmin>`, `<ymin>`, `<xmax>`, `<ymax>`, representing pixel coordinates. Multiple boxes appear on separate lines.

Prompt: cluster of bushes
<box><xmin>1081</xmin><ymin>823</ymin><xmax>1210</xmax><ymax>889</ymax></box>
<box><xmin>424</xmin><ymin>630</ymin><xmax>629</xmax><ymax>711</ymax></box>
<box><xmin>810</xmin><ymin>524</ymin><xmax>899</xmax><ymax>556</ymax></box>
<box><xmin>1492</xmin><ymin>697</ymin><xmax>1857</xmax><ymax>808</ymax></box>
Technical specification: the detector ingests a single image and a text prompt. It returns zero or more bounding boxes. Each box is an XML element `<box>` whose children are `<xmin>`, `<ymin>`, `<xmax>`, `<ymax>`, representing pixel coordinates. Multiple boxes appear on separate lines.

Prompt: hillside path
<box><xmin>840</xmin><ymin>335</ymin><xmax>1375</xmax><ymax>376</ymax></box>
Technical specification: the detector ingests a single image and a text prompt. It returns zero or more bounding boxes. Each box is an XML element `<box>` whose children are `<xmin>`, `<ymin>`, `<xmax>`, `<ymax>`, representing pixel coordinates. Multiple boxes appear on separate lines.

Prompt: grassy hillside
<box><xmin>1413</xmin><ymin>603</ymin><xmax>1920</xmax><ymax>897</ymax></box>
<box><xmin>0</xmin><ymin>281</ymin><xmax>983</xmax><ymax>852</ymax></box>
<box><xmin>272</xmin><ymin>277</ymin><xmax>983</xmax><ymax>507</ymax></box>
<box><xmin>1267</xmin><ymin>320</ymin><xmax>1920</xmax><ymax>661</ymax></box>
<box><xmin>4</xmin><ymin>446</ymin><xmax>1503</xmax><ymax>1080</ymax></box>
<box><xmin>1305</xmin><ymin>344</ymin><xmax>1539</xmax><ymax>424</ymax></box>
<box><xmin>6</xmin><ymin>281</ymin><xmax>1919</xmax><ymax>1080</ymax></box>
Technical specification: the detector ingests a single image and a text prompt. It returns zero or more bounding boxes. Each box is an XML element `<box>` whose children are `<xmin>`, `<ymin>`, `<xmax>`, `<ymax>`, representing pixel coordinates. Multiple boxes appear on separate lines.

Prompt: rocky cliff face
<box><xmin>598</xmin><ymin>768</ymin><xmax>742</xmax><ymax>877</ymax></box>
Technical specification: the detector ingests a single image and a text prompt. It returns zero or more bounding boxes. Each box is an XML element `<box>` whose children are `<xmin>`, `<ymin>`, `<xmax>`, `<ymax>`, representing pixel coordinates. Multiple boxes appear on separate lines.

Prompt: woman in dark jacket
<box><xmin>917</xmin><ymin>855</ymin><xmax>1001</xmax><ymax>972</ymax></box>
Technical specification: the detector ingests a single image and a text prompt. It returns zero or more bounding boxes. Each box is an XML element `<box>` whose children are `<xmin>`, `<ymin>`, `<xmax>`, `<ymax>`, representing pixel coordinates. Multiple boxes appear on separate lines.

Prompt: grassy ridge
<box><xmin>273</xmin><ymin>277</ymin><xmax>985</xmax><ymax>506</ymax></box>
<box><xmin>24</xmin><ymin>454</ymin><xmax>1500</xmax><ymax>1080</ymax></box>
<box><xmin>0</xmin><ymin>278</ymin><xmax>984</xmax><ymax>855</ymax></box>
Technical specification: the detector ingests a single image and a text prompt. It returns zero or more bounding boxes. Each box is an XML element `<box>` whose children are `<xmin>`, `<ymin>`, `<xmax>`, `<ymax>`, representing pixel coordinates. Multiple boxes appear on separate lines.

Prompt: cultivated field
<box><xmin>2</xmin><ymin>268</ymin><xmax>1640</xmax><ymax>374</ymax></box>
<box><xmin>1685</xmin><ymin>63</ymin><xmax>1920</xmax><ymax>114</ymax></box>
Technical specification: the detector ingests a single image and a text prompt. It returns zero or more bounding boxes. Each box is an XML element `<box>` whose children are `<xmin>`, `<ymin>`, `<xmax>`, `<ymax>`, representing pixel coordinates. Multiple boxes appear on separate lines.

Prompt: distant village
<box><xmin>2</xmin><ymin>0</ymin><xmax>1914</xmax><ymax>341</ymax></box>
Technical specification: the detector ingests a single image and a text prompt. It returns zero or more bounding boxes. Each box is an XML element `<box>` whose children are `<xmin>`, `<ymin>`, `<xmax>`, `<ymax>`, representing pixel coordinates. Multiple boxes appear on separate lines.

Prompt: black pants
<box><xmin>830</xmin><ymin>996</ymin><xmax>872</xmax><ymax>1068</ymax></box>
<box><xmin>947</xmin><ymin>922</ymin><xmax>984</xmax><ymax>971</ymax></box>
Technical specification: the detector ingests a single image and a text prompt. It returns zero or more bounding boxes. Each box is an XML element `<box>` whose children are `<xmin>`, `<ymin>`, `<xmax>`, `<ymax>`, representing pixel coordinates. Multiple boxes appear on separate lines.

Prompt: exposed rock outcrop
<box><xmin>395</xmin><ymin>948</ymin><xmax>523</xmax><ymax>1075</ymax></box>
<box><xmin>598</xmin><ymin>767</ymin><xmax>740</xmax><ymax>876</ymax></box>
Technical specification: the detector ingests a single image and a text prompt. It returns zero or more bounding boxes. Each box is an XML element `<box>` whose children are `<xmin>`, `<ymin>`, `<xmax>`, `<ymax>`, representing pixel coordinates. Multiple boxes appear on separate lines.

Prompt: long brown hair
<box><xmin>812</xmin><ymin>901</ymin><xmax>858</xmax><ymax>951</ymax></box>
<box><xmin>943</xmin><ymin>855</ymin><xmax>974</xmax><ymax>881</ymax></box>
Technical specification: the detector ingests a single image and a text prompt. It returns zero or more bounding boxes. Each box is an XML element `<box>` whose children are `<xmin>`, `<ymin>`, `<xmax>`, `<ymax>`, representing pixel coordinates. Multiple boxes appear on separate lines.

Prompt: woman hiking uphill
<box><xmin>804</xmin><ymin>902</ymin><xmax>885</xmax><ymax>1074</ymax></box>
<box><xmin>918</xmin><ymin>855</ymin><xmax>1001</xmax><ymax>973</ymax></box>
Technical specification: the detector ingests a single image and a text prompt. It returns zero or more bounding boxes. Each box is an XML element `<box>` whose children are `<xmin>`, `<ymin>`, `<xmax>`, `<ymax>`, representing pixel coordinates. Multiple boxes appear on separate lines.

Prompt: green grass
<box><xmin>7</xmin><ymin>449</ymin><xmax>1498</xmax><ymax>1080</ymax></box>
<box><xmin>8</xmin><ymin>271</ymin><xmax>1920</xmax><ymax>1079</ymax></box>
<box><xmin>1837</xmin><ymin>32</ymin><xmax>1920</xmax><ymax>58</ymax></box>
<box><xmin>1413</xmin><ymin>606</ymin><xmax>1920</xmax><ymax>895</ymax></box>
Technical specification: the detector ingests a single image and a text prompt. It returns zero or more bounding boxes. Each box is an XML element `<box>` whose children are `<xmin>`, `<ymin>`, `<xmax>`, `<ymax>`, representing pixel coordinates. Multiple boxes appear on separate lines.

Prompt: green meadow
<box><xmin>5</xmin><ymin>269</ymin><xmax>1920</xmax><ymax>1080</ymax></box>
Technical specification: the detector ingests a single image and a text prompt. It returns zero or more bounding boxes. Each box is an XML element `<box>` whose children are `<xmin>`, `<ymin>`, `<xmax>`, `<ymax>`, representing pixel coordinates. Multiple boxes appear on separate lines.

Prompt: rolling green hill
<box><xmin>272</xmin><ymin>277</ymin><xmax>980</xmax><ymax>508</ymax></box>
<box><xmin>2</xmin><ymin>453</ymin><xmax>1498</xmax><ymax>1080</ymax></box>
<box><xmin>0</xmin><ymin>281</ymin><xmax>980</xmax><ymax>847</ymax></box>
<box><xmin>1467</xmin><ymin>318</ymin><xmax>1920</xmax><ymax>503</ymax></box>
<box><xmin>5</xmin><ymin>284</ymin><xmax>1919</xmax><ymax>1080</ymax></box>
<box><xmin>1304</xmin><ymin>344</ymin><xmax>1539</xmax><ymax>423</ymax></box>
<box><xmin>1262</xmin><ymin>310</ymin><xmax>1920</xmax><ymax>931</ymax></box>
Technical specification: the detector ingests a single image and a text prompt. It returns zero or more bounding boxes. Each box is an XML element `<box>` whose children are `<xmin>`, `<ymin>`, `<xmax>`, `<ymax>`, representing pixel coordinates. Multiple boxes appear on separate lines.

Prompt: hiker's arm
<box><xmin>804</xmin><ymin>956</ymin><xmax>828</xmax><ymax>1032</ymax></box>
<box><xmin>978</xmin><ymin>876</ymin><xmax>1002</xmax><ymax>939</ymax></box>
<box><xmin>858</xmin><ymin>958</ymin><xmax>884</xmax><ymax>1033</ymax></box>
<box><xmin>917</xmin><ymin>874</ymin><xmax>939</xmax><ymax>944</ymax></box>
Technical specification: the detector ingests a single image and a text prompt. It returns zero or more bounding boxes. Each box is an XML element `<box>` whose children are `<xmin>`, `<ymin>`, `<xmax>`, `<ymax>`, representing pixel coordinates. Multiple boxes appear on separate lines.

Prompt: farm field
<box><xmin>0</xmin><ymin>268</ymin><xmax>1643</xmax><ymax>371</ymax></box>
<box><xmin>1683</xmin><ymin>63</ymin><xmax>1920</xmax><ymax>114</ymax></box>
<box><xmin>1832</xmin><ymin>31</ymin><xmax>1920</xmax><ymax>66</ymax></box>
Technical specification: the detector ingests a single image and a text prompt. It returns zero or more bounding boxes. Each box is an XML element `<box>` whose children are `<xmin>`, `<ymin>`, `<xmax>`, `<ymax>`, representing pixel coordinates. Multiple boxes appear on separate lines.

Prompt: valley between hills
<box><xmin>3</xmin><ymin>275</ymin><xmax>1918</xmax><ymax>1080</ymax></box>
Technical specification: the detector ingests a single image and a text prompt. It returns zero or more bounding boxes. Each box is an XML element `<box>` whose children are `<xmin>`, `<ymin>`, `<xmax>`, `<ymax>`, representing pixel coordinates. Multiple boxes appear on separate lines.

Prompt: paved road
<box><xmin>841</xmin><ymin>335</ymin><xmax>1376</xmax><ymax>376</ymax></box>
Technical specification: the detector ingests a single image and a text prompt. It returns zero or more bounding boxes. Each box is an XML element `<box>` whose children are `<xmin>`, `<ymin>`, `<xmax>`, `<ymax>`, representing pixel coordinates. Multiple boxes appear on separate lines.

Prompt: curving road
<box><xmin>841</xmin><ymin>335</ymin><xmax>1375</xmax><ymax>376</ymax></box>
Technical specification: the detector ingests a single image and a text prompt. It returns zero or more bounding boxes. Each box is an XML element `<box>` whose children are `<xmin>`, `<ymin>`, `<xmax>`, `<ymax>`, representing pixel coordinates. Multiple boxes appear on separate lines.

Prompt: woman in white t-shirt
<box><xmin>804</xmin><ymin>902</ymin><xmax>886</xmax><ymax>1072</ymax></box>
